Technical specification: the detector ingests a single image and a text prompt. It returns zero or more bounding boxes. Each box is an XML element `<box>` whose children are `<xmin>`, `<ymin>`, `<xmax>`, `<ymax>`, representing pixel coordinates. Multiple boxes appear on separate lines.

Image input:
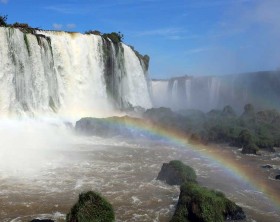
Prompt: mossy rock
<box><xmin>157</xmin><ymin>160</ymin><xmax>197</xmax><ymax>185</ymax></box>
<box><xmin>66</xmin><ymin>191</ymin><xmax>115</xmax><ymax>222</ymax></box>
<box><xmin>171</xmin><ymin>183</ymin><xmax>246</xmax><ymax>222</ymax></box>
<box><xmin>241</xmin><ymin>142</ymin><xmax>259</xmax><ymax>155</ymax></box>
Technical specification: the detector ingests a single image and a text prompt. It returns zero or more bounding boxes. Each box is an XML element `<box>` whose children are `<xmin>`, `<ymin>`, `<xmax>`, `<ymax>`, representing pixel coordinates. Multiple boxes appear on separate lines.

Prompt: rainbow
<box><xmin>95</xmin><ymin>116</ymin><xmax>280</xmax><ymax>211</ymax></box>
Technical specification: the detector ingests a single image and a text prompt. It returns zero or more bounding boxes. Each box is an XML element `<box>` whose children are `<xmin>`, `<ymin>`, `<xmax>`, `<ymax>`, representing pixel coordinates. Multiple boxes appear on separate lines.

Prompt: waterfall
<box><xmin>152</xmin><ymin>72</ymin><xmax>280</xmax><ymax>112</ymax></box>
<box><xmin>0</xmin><ymin>27</ymin><xmax>152</xmax><ymax>118</ymax></box>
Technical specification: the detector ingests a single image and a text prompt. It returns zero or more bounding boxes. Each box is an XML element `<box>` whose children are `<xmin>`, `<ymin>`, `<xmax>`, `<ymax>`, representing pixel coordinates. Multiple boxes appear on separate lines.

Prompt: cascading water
<box><xmin>0</xmin><ymin>27</ymin><xmax>152</xmax><ymax>118</ymax></box>
<box><xmin>152</xmin><ymin>72</ymin><xmax>280</xmax><ymax>112</ymax></box>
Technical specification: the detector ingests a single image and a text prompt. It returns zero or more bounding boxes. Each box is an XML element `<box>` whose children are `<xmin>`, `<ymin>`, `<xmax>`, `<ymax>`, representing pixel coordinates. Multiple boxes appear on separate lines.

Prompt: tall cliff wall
<box><xmin>0</xmin><ymin>27</ymin><xmax>152</xmax><ymax>118</ymax></box>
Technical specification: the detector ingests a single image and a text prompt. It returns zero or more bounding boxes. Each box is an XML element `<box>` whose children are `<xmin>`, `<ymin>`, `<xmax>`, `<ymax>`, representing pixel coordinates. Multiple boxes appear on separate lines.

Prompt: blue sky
<box><xmin>1</xmin><ymin>0</ymin><xmax>280</xmax><ymax>78</ymax></box>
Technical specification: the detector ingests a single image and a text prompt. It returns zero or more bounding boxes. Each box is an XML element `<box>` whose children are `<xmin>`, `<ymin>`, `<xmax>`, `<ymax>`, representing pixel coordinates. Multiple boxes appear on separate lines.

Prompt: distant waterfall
<box><xmin>151</xmin><ymin>72</ymin><xmax>280</xmax><ymax>112</ymax></box>
<box><xmin>0</xmin><ymin>27</ymin><xmax>152</xmax><ymax>118</ymax></box>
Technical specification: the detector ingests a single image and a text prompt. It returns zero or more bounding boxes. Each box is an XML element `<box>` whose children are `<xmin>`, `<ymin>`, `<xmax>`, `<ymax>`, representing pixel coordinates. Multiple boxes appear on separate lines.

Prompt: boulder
<box><xmin>241</xmin><ymin>143</ymin><xmax>259</xmax><ymax>155</ymax></box>
<box><xmin>275</xmin><ymin>175</ymin><xmax>280</xmax><ymax>180</ymax></box>
<box><xmin>261</xmin><ymin>164</ymin><xmax>273</xmax><ymax>169</ymax></box>
<box><xmin>171</xmin><ymin>183</ymin><xmax>246</xmax><ymax>222</ymax></box>
<box><xmin>66</xmin><ymin>191</ymin><xmax>115</xmax><ymax>222</ymax></box>
<box><xmin>157</xmin><ymin>160</ymin><xmax>197</xmax><ymax>186</ymax></box>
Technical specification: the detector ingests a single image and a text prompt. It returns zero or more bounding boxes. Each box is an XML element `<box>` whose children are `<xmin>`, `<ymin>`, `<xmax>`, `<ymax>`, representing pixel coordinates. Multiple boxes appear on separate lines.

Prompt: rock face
<box><xmin>75</xmin><ymin>116</ymin><xmax>138</xmax><ymax>137</ymax></box>
<box><xmin>157</xmin><ymin>160</ymin><xmax>197</xmax><ymax>185</ymax></box>
<box><xmin>0</xmin><ymin>27</ymin><xmax>152</xmax><ymax>117</ymax></box>
<box><xmin>171</xmin><ymin>183</ymin><xmax>246</xmax><ymax>222</ymax></box>
<box><xmin>66</xmin><ymin>191</ymin><xmax>115</xmax><ymax>222</ymax></box>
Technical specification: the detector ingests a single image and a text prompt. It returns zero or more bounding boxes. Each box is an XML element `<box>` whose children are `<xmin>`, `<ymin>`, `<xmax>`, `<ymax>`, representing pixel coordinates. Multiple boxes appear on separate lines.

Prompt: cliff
<box><xmin>0</xmin><ymin>27</ymin><xmax>152</xmax><ymax>117</ymax></box>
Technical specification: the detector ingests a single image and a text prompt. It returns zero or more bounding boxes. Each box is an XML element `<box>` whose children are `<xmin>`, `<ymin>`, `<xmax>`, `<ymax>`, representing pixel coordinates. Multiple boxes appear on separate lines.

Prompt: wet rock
<box><xmin>241</xmin><ymin>143</ymin><xmax>259</xmax><ymax>155</ymax></box>
<box><xmin>75</xmin><ymin>116</ymin><xmax>138</xmax><ymax>137</ymax></box>
<box><xmin>261</xmin><ymin>164</ymin><xmax>273</xmax><ymax>169</ymax></box>
<box><xmin>171</xmin><ymin>183</ymin><xmax>246</xmax><ymax>222</ymax></box>
<box><xmin>30</xmin><ymin>220</ymin><xmax>54</xmax><ymax>222</ymax></box>
<box><xmin>157</xmin><ymin>160</ymin><xmax>197</xmax><ymax>186</ymax></box>
<box><xmin>66</xmin><ymin>191</ymin><xmax>115</xmax><ymax>222</ymax></box>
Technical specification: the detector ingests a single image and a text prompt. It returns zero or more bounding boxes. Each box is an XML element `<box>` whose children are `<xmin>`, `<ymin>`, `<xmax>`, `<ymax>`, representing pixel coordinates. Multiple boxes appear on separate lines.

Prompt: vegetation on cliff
<box><xmin>85</xmin><ymin>30</ymin><xmax>124</xmax><ymax>43</ymax></box>
<box><xmin>66</xmin><ymin>191</ymin><xmax>115</xmax><ymax>222</ymax></box>
<box><xmin>144</xmin><ymin>104</ymin><xmax>280</xmax><ymax>154</ymax></box>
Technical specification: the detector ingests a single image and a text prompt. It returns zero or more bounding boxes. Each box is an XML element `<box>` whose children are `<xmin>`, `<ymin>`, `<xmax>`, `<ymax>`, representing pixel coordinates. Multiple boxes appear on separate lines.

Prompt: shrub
<box><xmin>85</xmin><ymin>30</ymin><xmax>102</xmax><ymax>35</ymax></box>
<box><xmin>0</xmin><ymin>15</ymin><xmax>8</xmax><ymax>27</ymax></box>
<box><xmin>102</xmin><ymin>32</ymin><xmax>124</xmax><ymax>44</ymax></box>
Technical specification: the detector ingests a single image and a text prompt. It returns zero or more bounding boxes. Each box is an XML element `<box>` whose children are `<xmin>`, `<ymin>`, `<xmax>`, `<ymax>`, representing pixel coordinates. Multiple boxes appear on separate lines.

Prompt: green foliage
<box><xmin>171</xmin><ymin>183</ymin><xmax>244</xmax><ymax>222</ymax></box>
<box><xmin>66</xmin><ymin>191</ymin><xmax>115</xmax><ymax>222</ymax></box>
<box><xmin>242</xmin><ymin>103</ymin><xmax>255</xmax><ymax>119</ymax></box>
<box><xmin>169</xmin><ymin>160</ymin><xmax>197</xmax><ymax>183</ymax></box>
<box><xmin>238</xmin><ymin>129</ymin><xmax>253</xmax><ymax>146</ymax></box>
<box><xmin>0</xmin><ymin>14</ymin><xmax>8</xmax><ymax>27</ymax></box>
<box><xmin>102</xmin><ymin>32</ymin><xmax>124</xmax><ymax>44</ymax></box>
<box><xmin>144</xmin><ymin>105</ymin><xmax>280</xmax><ymax>153</ymax></box>
<box><xmin>85</xmin><ymin>30</ymin><xmax>102</xmax><ymax>35</ymax></box>
<box><xmin>222</xmin><ymin>105</ymin><xmax>236</xmax><ymax>117</ymax></box>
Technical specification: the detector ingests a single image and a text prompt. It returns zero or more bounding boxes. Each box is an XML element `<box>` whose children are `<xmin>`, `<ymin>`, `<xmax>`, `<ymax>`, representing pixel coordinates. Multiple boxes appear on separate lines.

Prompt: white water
<box><xmin>0</xmin><ymin>27</ymin><xmax>152</xmax><ymax>118</ymax></box>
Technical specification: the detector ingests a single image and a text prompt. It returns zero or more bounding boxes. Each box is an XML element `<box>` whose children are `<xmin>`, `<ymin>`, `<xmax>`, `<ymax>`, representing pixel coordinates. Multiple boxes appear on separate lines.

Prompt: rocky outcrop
<box><xmin>75</xmin><ymin>116</ymin><xmax>139</xmax><ymax>137</ymax></box>
<box><xmin>261</xmin><ymin>164</ymin><xmax>273</xmax><ymax>169</ymax></box>
<box><xmin>171</xmin><ymin>183</ymin><xmax>246</xmax><ymax>222</ymax></box>
<box><xmin>241</xmin><ymin>143</ymin><xmax>259</xmax><ymax>155</ymax></box>
<box><xmin>157</xmin><ymin>160</ymin><xmax>197</xmax><ymax>185</ymax></box>
<box><xmin>66</xmin><ymin>191</ymin><xmax>115</xmax><ymax>222</ymax></box>
<box><xmin>156</xmin><ymin>160</ymin><xmax>246</xmax><ymax>222</ymax></box>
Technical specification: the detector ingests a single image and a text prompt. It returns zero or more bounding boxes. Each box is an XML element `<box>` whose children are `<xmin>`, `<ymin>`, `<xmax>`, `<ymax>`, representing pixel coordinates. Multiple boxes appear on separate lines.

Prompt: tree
<box><xmin>102</xmin><ymin>32</ymin><xmax>124</xmax><ymax>43</ymax></box>
<box><xmin>85</xmin><ymin>30</ymin><xmax>101</xmax><ymax>35</ymax></box>
<box><xmin>0</xmin><ymin>15</ymin><xmax>8</xmax><ymax>27</ymax></box>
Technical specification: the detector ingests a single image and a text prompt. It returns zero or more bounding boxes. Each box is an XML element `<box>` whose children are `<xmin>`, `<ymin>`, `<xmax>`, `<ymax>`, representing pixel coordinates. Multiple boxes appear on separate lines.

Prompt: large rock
<box><xmin>171</xmin><ymin>183</ymin><xmax>246</xmax><ymax>222</ymax></box>
<box><xmin>157</xmin><ymin>160</ymin><xmax>197</xmax><ymax>185</ymax></box>
<box><xmin>75</xmin><ymin>116</ymin><xmax>140</xmax><ymax>137</ymax></box>
<box><xmin>275</xmin><ymin>175</ymin><xmax>280</xmax><ymax>180</ymax></box>
<box><xmin>241</xmin><ymin>143</ymin><xmax>259</xmax><ymax>155</ymax></box>
<box><xmin>66</xmin><ymin>191</ymin><xmax>115</xmax><ymax>222</ymax></box>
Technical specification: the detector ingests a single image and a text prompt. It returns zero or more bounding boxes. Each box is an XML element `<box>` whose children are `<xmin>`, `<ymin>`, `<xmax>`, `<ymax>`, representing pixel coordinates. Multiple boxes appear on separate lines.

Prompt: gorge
<box><xmin>0</xmin><ymin>25</ymin><xmax>280</xmax><ymax>222</ymax></box>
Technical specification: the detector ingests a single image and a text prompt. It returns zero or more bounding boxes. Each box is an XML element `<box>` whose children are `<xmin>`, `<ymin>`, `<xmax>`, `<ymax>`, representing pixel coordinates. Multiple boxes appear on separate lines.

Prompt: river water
<box><xmin>0</xmin><ymin>123</ymin><xmax>279</xmax><ymax>222</ymax></box>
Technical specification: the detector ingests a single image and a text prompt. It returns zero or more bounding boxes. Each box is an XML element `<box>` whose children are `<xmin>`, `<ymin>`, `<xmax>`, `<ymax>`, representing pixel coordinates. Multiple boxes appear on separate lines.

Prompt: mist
<box><xmin>152</xmin><ymin>71</ymin><xmax>280</xmax><ymax>112</ymax></box>
<box><xmin>0</xmin><ymin>119</ymin><xmax>75</xmax><ymax>178</ymax></box>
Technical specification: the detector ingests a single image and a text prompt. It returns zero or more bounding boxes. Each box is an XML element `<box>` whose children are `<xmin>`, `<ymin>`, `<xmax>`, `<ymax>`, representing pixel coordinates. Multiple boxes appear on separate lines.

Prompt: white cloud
<box><xmin>136</xmin><ymin>28</ymin><xmax>184</xmax><ymax>37</ymax></box>
<box><xmin>52</xmin><ymin>23</ymin><xmax>63</xmax><ymax>30</ymax></box>
<box><xmin>184</xmin><ymin>47</ymin><xmax>212</xmax><ymax>55</ymax></box>
<box><xmin>66</xmin><ymin>24</ymin><xmax>76</xmax><ymax>29</ymax></box>
<box><xmin>0</xmin><ymin>0</ymin><xmax>9</xmax><ymax>4</ymax></box>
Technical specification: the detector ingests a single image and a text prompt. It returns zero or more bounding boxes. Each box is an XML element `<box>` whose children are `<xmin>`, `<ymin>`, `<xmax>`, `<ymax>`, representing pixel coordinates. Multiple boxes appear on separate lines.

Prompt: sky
<box><xmin>1</xmin><ymin>0</ymin><xmax>280</xmax><ymax>79</ymax></box>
